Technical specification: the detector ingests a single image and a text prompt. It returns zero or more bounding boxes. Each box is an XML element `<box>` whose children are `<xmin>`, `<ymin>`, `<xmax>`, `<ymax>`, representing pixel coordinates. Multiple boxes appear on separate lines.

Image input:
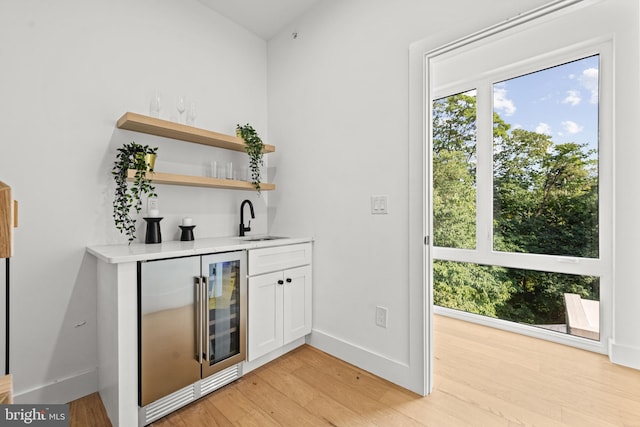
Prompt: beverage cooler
<box><xmin>138</xmin><ymin>250</ymin><xmax>247</xmax><ymax>425</ymax></box>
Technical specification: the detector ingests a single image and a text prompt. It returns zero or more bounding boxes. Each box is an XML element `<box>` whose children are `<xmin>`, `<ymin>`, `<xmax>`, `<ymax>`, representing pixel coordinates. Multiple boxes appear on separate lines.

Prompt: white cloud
<box><xmin>536</xmin><ymin>122</ymin><xmax>552</xmax><ymax>135</ymax></box>
<box><xmin>562</xmin><ymin>90</ymin><xmax>581</xmax><ymax>106</ymax></box>
<box><xmin>579</xmin><ymin>67</ymin><xmax>599</xmax><ymax>104</ymax></box>
<box><xmin>493</xmin><ymin>84</ymin><xmax>516</xmax><ymax>116</ymax></box>
<box><xmin>562</xmin><ymin>120</ymin><xmax>584</xmax><ymax>134</ymax></box>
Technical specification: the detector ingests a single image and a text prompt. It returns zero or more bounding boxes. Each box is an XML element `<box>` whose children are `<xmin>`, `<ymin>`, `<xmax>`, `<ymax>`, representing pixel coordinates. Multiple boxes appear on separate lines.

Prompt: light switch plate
<box><xmin>371</xmin><ymin>195</ymin><xmax>388</xmax><ymax>214</ymax></box>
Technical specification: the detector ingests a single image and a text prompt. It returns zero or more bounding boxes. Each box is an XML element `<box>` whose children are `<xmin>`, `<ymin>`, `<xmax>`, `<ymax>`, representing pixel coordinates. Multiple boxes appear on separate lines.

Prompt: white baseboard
<box><xmin>609</xmin><ymin>340</ymin><xmax>640</xmax><ymax>370</ymax></box>
<box><xmin>307</xmin><ymin>329</ymin><xmax>415</xmax><ymax>393</ymax></box>
<box><xmin>242</xmin><ymin>337</ymin><xmax>306</xmax><ymax>374</ymax></box>
<box><xmin>13</xmin><ymin>368</ymin><xmax>98</xmax><ymax>404</ymax></box>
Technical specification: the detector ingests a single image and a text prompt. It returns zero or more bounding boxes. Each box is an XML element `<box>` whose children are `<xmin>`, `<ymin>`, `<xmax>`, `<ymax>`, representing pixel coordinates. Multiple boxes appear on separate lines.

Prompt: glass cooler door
<box><xmin>201</xmin><ymin>251</ymin><xmax>247</xmax><ymax>378</ymax></box>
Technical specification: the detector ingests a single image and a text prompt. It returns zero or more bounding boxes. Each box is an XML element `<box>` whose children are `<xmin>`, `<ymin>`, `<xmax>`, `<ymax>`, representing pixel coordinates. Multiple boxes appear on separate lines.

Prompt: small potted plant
<box><xmin>112</xmin><ymin>142</ymin><xmax>158</xmax><ymax>243</ymax></box>
<box><xmin>236</xmin><ymin>123</ymin><xmax>265</xmax><ymax>193</ymax></box>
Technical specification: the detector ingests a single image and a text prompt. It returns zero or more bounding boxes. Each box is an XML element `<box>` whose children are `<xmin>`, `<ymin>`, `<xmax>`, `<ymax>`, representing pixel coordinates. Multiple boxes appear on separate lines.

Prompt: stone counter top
<box><xmin>87</xmin><ymin>235</ymin><xmax>313</xmax><ymax>264</ymax></box>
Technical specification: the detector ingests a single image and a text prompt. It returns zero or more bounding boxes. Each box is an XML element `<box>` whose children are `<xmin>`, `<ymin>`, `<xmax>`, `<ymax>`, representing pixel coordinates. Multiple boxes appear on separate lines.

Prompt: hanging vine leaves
<box><xmin>112</xmin><ymin>142</ymin><xmax>158</xmax><ymax>243</ymax></box>
<box><xmin>236</xmin><ymin>123</ymin><xmax>265</xmax><ymax>193</ymax></box>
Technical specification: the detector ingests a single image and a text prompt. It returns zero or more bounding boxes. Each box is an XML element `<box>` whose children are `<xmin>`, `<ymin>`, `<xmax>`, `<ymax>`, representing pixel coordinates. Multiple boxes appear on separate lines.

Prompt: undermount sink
<box><xmin>241</xmin><ymin>236</ymin><xmax>288</xmax><ymax>242</ymax></box>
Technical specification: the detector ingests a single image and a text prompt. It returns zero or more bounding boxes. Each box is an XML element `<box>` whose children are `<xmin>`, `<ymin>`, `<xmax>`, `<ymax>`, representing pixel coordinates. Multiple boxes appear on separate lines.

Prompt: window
<box><xmin>432</xmin><ymin>51</ymin><xmax>609</xmax><ymax>344</ymax></box>
<box><xmin>493</xmin><ymin>56</ymin><xmax>599</xmax><ymax>259</ymax></box>
<box><xmin>432</xmin><ymin>91</ymin><xmax>477</xmax><ymax>250</ymax></box>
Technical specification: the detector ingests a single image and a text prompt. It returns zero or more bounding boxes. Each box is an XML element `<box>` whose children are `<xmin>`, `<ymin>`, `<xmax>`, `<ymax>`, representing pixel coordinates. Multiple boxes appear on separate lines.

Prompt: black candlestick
<box><xmin>143</xmin><ymin>217</ymin><xmax>163</xmax><ymax>244</ymax></box>
<box><xmin>179</xmin><ymin>225</ymin><xmax>196</xmax><ymax>241</ymax></box>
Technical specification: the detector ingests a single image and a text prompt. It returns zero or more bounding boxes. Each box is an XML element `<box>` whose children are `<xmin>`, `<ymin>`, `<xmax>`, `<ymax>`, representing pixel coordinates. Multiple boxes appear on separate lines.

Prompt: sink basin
<box><xmin>241</xmin><ymin>236</ymin><xmax>288</xmax><ymax>242</ymax></box>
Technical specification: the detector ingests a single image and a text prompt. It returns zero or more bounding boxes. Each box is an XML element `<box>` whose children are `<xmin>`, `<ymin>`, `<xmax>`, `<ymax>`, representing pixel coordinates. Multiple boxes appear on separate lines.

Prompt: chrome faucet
<box><xmin>239</xmin><ymin>199</ymin><xmax>255</xmax><ymax>237</ymax></box>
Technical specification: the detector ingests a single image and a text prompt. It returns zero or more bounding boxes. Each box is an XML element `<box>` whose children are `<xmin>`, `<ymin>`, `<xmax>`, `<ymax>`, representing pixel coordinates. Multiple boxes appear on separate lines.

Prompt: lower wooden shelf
<box><xmin>127</xmin><ymin>170</ymin><xmax>275</xmax><ymax>191</ymax></box>
<box><xmin>0</xmin><ymin>374</ymin><xmax>13</xmax><ymax>404</ymax></box>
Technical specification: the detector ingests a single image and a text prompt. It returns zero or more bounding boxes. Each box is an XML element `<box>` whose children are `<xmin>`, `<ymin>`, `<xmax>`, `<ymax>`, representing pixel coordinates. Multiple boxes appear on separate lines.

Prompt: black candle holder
<box><xmin>143</xmin><ymin>217</ymin><xmax>163</xmax><ymax>244</ymax></box>
<box><xmin>179</xmin><ymin>225</ymin><xmax>196</xmax><ymax>241</ymax></box>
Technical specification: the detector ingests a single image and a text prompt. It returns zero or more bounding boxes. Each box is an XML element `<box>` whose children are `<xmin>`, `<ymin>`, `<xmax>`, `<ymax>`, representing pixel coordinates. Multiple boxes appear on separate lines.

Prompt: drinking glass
<box><xmin>210</xmin><ymin>160</ymin><xmax>218</xmax><ymax>178</ymax></box>
<box><xmin>186</xmin><ymin>102</ymin><xmax>197</xmax><ymax>125</ymax></box>
<box><xmin>177</xmin><ymin>96</ymin><xmax>185</xmax><ymax>123</ymax></box>
<box><xmin>150</xmin><ymin>92</ymin><xmax>161</xmax><ymax>117</ymax></box>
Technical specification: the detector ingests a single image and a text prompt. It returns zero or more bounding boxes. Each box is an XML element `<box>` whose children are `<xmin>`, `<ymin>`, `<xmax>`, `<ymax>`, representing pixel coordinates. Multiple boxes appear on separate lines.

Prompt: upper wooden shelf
<box><xmin>117</xmin><ymin>112</ymin><xmax>276</xmax><ymax>154</ymax></box>
<box><xmin>128</xmin><ymin>170</ymin><xmax>275</xmax><ymax>191</ymax></box>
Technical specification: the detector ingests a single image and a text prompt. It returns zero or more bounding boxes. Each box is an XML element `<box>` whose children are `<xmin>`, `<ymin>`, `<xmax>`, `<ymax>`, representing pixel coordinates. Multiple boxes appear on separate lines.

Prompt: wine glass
<box><xmin>149</xmin><ymin>92</ymin><xmax>161</xmax><ymax>118</ymax></box>
<box><xmin>186</xmin><ymin>102</ymin><xmax>197</xmax><ymax>126</ymax></box>
<box><xmin>176</xmin><ymin>96</ymin><xmax>185</xmax><ymax>123</ymax></box>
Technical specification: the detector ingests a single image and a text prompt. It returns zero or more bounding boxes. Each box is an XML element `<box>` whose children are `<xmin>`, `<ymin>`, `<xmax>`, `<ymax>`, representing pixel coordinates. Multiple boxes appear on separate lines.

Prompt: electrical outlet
<box><xmin>375</xmin><ymin>306</ymin><xmax>388</xmax><ymax>328</ymax></box>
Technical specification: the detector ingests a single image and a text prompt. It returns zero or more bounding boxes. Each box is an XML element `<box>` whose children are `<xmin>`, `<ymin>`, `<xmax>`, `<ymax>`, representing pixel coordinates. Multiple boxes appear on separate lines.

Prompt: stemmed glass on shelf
<box><xmin>177</xmin><ymin>96</ymin><xmax>185</xmax><ymax>124</ymax></box>
<box><xmin>186</xmin><ymin>102</ymin><xmax>197</xmax><ymax>126</ymax></box>
<box><xmin>150</xmin><ymin>92</ymin><xmax>161</xmax><ymax>118</ymax></box>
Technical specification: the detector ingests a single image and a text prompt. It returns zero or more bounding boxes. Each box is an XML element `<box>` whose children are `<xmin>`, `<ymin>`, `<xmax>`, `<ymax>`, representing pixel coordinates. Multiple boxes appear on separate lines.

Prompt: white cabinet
<box><xmin>87</xmin><ymin>237</ymin><xmax>313</xmax><ymax>426</ymax></box>
<box><xmin>247</xmin><ymin>243</ymin><xmax>312</xmax><ymax>362</ymax></box>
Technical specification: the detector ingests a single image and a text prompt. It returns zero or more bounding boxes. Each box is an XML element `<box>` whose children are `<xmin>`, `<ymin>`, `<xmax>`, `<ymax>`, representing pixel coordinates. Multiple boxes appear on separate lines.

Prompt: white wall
<box><xmin>267</xmin><ymin>0</ymin><xmax>553</xmax><ymax>394</ymax></box>
<box><xmin>0</xmin><ymin>0</ymin><xmax>269</xmax><ymax>402</ymax></box>
<box><xmin>606</xmin><ymin>0</ymin><xmax>640</xmax><ymax>371</ymax></box>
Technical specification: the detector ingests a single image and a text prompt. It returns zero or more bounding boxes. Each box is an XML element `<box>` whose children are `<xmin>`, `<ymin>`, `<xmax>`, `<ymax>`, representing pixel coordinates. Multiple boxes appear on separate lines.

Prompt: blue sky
<box><xmin>494</xmin><ymin>55</ymin><xmax>599</xmax><ymax>153</ymax></box>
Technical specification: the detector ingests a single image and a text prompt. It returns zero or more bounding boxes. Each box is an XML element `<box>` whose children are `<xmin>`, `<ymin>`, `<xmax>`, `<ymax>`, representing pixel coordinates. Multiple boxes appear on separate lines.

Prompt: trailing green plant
<box><xmin>112</xmin><ymin>142</ymin><xmax>158</xmax><ymax>243</ymax></box>
<box><xmin>236</xmin><ymin>123</ymin><xmax>264</xmax><ymax>193</ymax></box>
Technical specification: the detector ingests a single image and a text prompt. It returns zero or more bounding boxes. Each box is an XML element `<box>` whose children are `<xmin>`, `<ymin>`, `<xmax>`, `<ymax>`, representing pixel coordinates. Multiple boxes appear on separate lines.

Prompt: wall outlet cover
<box><xmin>375</xmin><ymin>306</ymin><xmax>388</xmax><ymax>328</ymax></box>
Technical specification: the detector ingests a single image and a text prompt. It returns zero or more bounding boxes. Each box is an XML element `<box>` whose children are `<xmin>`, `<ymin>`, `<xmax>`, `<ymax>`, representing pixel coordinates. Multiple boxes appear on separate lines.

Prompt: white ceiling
<box><xmin>197</xmin><ymin>0</ymin><xmax>321</xmax><ymax>40</ymax></box>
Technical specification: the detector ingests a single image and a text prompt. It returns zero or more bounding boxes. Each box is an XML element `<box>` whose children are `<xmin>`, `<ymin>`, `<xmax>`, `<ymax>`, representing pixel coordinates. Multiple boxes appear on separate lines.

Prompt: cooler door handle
<box><xmin>202</xmin><ymin>276</ymin><xmax>211</xmax><ymax>363</ymax></box>
<box><xmin>194</xmin><ymin>277</ymin><xmax>203</xmax><ymax>364</ymax></box>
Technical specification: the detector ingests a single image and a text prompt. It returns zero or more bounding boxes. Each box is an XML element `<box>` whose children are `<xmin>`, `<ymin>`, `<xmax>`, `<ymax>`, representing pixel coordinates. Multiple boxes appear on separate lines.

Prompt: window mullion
<box><xmin>475</xmin><ymin>83</ymin><xmax>493</xmax><ymax>256</ymax></box>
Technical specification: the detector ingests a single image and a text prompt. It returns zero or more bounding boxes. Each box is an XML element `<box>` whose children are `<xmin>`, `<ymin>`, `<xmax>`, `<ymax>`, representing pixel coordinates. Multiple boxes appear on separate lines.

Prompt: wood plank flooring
<box><xmin>69</xmin><ymin>315</ymin><xmax>640</xmax><ymax>426</ymax></box>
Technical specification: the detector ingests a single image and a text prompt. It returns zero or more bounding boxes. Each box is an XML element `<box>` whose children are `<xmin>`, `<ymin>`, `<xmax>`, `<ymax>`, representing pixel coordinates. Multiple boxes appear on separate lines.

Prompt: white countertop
<box><xmin>87</xmin><ymin>235</ymin><xmax>313</xmax><ymax>264</ymax></box>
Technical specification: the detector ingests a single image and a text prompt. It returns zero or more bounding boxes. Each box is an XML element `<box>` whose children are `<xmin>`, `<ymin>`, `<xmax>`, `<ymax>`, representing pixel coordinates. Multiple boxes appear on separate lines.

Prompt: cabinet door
<box><xmin>247</xmin><ymin>271</ymin><xmax>283</xmax><ymax>361</ymax></box>
<box><xmin>283</xmin><ymin>265</ymin><xmax>312</xmax><ymax>345</ymax></box>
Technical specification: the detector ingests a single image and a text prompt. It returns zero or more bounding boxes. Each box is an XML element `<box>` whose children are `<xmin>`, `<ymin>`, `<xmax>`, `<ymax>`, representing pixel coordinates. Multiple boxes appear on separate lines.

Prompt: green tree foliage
<box><xmin>432</xmin><ymin>150</ymin><xmax>476</xmax><ymax>249</ymax></box>
<box><xmin>432</xmin><ymin>92</ymin><xmax>599</xmax><ymax>326</ymax></box>
<box><xmin>494</xmin><ymin>129</ymin><xmax>598</xmax><ymax>258</ymax></box>
<box><xmin>493</xmin><ymin>128</ymin><xmax>599</xmax><ymax>324</ymax></box>
<box><xmin>432</xmin><ymin>93</ymin><xmax>478</xmax><ymax>250</ymax></box>
<box><xmin>433</xmin><ymin>260</ymin><xmax>512</xmax><ymax>317</ymax></box>
<box><xmin>432</xmin><ymin>93</ymin><xmax>514</xmax><ymax>315</ymax></box>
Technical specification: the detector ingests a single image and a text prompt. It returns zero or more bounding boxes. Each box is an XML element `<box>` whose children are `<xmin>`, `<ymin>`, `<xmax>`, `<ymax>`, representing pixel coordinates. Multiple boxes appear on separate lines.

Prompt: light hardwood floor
<box><xmin>70</xmin><ymin>315</ymin><xmax>640</xmax><ymax>426</ymax></box>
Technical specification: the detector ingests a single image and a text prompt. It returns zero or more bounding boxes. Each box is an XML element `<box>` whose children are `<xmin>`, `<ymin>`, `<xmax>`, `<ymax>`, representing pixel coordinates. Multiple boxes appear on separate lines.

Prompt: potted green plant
<box><xmin>236</xmin><ymin>123</ymin><xmax>265</xmax><ymax>193</ymax></box>
<box><xmin>112</xmin><ymin>142</ymin><xmax>158</xmax><ymax>243</ymax></box>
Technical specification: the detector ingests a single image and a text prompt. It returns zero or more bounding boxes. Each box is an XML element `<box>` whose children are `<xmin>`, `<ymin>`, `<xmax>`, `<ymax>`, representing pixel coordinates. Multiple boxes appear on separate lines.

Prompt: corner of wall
<box><xmin>14</xmin><ymin>369</ymin><xmax>97</xmax><ymax>405</ymax></box>
<box><xmin>609</xmin><ymin>339</ymin><xmax>640</xmax><ymax>370</ymax></box>
<box><xmin>307</xmin><ymin>329</ymin><xmax>424</xmax><ymax>395</ymax></box>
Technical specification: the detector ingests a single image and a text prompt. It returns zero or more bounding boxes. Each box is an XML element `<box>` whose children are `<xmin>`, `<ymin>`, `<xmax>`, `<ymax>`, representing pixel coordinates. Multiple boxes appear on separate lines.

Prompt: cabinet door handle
<box><xmin>277</xmin><ymin>279</ymin><xmax>284</xmax><ymax>285</ymax></box>
<box><xmin>286</xmin><ymin>278</ymin><xmax>292</xmax><ymax>283</ymax></box>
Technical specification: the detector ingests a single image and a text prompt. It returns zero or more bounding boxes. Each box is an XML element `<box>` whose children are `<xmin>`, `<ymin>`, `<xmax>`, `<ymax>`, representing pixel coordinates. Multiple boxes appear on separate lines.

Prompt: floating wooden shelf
<box><xmin>0</xmin><ymin>374</ymin><xmax>13</xmax><ymax>404</ymax></box>
<box><xmin>127</xmin><ymin>170</ymin><xmax>275</xmax><ymax>191</ymax></box>
<box><xmin>117</xmin><ymin>112</ymin><xmax>276</xmax><ymax>153</ymax></box>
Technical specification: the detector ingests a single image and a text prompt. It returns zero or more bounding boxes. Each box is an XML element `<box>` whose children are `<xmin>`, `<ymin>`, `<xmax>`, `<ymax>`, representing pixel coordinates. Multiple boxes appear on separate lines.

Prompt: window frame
<box><xmin>429</xmin><ymin>38</ymin><xmax>612</xmax><ymax>354</ymax></box>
